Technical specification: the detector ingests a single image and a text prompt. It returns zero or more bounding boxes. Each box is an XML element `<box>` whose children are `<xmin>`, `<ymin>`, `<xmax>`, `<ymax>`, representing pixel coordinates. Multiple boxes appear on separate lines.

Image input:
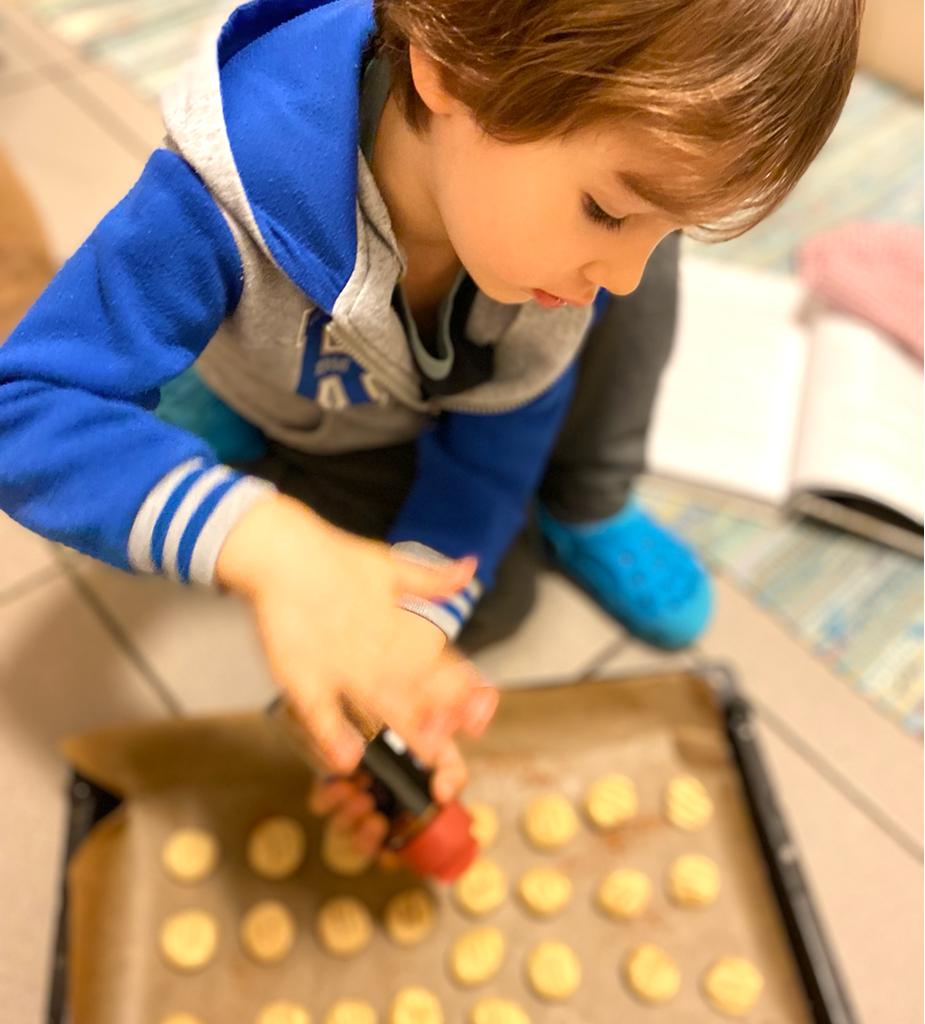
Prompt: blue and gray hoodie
<box><xmin>0</xmin><ymin>0</ymin><xmax>598</xmax><ymax>639</ymax></box>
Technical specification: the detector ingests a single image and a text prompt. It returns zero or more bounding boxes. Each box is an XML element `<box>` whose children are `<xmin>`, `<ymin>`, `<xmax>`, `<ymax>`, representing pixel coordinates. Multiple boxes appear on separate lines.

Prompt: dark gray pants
<box><xmin>250</xmin><ymin>233</ymin><xmax>680</xmax><ymax>652</ymax></box>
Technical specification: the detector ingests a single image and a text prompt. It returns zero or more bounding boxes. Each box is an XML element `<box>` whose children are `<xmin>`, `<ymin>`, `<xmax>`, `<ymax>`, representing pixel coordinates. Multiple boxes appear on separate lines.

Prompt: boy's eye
<box><xmin>582</xmin><ymin>194</ymin><xmax>627</xmax><ymax>232</ymax></box>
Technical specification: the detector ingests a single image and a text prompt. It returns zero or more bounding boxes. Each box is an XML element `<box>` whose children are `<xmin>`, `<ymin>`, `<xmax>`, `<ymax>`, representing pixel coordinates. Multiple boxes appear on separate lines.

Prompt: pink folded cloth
<box><xmin>799</xmin><ymin>222</ymin><xmax>924</xmax><ymax>362</ymax></box>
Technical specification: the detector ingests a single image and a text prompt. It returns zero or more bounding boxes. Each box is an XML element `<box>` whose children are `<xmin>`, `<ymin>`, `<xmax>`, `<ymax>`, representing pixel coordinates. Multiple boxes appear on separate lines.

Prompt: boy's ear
<box><xmin>408</xmin><ymin>43</ymin><xmax>458</xmax><ymax>116</ymax></box>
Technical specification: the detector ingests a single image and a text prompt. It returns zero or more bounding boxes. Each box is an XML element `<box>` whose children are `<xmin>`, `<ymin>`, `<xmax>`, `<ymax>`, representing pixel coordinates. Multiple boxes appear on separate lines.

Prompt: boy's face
<box><xmin>401</xmin><ymin>49</ymin><xmax>685</xmax><ymax>307</ymax></box>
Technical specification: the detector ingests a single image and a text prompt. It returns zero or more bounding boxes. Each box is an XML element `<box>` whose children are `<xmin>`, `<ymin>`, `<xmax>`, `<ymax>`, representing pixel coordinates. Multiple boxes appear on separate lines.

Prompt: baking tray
<box><xmin>47</xmin><ymin>665</ymin><xmax>858</xmax><ymax>1023</ymax></box>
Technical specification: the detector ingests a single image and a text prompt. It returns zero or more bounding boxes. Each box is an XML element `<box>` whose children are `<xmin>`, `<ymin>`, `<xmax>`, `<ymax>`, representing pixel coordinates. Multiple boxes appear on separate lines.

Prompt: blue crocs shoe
<box><xmin>156</xmin><ymin>367</ymin><xmax>267</xmax><ymax>464</ymax></box>
<box><xmin>538</xmin><ymin>498</ymin><xmax>713</xmax><ymax>649</ymax></box>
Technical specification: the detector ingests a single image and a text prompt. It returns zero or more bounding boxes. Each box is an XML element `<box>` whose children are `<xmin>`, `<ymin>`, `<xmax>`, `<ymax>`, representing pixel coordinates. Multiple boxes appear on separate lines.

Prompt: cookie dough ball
<box><xmin>703</xmin><ymin>957</ymin><xmax>764</xmax><ymax>1016</ymax></box>
<box><xmin>468</xmin><ymin>802</ymin><xmax>499</xmax><ymax>850</ymax></box>
<box><xmin>584</xmin><ymin>774</ymin><xmax>637</xmax><ymax>830</ymax></box>
<box><xmin>468</xmin><ymin>999</ymin><xmax>530</xmax><ymax>1024</ymax></box>
<box><xmin>322</xmin><ymin>821</ymin><xmax>374</xmax><ymax>878</ymax></box>
<box><xmin>160</xmin><ymin>1015</ymin><xmax>206</xmax><ymax>1024</ymax></box>
<box><xmin>453</xmin><ymin>858</ymin><xmax>508</xmax><ymax>917</ymax></box>
<box><xmin>665</xmin><ymin>775</ymin><xmax>714</xmax><ymax>832</ymax></box>
<box><xmin>257</xmin><ymin>1001</ymin><xmax>312</xmax><ymax>1024</ymax></box>
<box><xmin>526</xmin><ymin>940</ymin><xmax>581</xmax><ymax>1001</ymax></box>
<box><xmin>246</xmin><ymin>815</ymin><xmax>306</xmax><ymax>880</ymax></box>
<box><xmin>517</xmin><ymin>865</ymin><xmax>572</xmax><ymax>917</ymax></box>
<box><xmin>522</xmin><ymin>794</ymin><xmax>579</xmax><ymax>851</ymax></box>
<box><xmin>449</xmin><ymin>926</ymin><xmax>506</xmax><ymax>987</ymax></box>
<box><xmin>384</xmin><ymin>887</ymin><xmax>436</xmax><ymax>947</ymax></box>
<box><xmin>624</xmin><ymin>944</ymin><xmax>681</xmax><ymax>1005</ymax></box>
<box><xmin>240</xmin><ymin>899</ymin><xmax>296</xmax><ymax>965</ymax></box>
<box><xmin>668</xmin><ymin>853</ymin><xmax>721</xmax><ymax>908</ymax></box>
<box><xmin>324</xmin><ymin>1000</ymin><xmax>378</xmax><ymax>1024</ymax></box>
<box><xmin>159</xmin><ymin>909</ymin><xmax>218</xmax><ymax>973</ymax></box>
<box><xmin>389</xmin><ymin>987</ymin><xmax>443</xmax><ymax>1024</ymax></box>
<box><xmin>597</xmin><ymin>868</ymin><xmax>651</xmax><ymax>920</ymax></box>
<box><xmin>161</xmin><ymin>828</ymin><xmax>220</xmax><ymax>884</ymax></box>
<box><xmin>316</xmin><ymin>896</ymin><xmax>373</xmax><ymax>957</ymax></box>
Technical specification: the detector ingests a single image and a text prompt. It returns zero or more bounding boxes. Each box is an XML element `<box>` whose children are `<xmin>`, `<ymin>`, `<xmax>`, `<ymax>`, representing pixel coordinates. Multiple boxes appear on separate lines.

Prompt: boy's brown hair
<box><xmin>374</xmin><ymin>0</ymin><xmax>863</xmax><ymax>238</ymax></box>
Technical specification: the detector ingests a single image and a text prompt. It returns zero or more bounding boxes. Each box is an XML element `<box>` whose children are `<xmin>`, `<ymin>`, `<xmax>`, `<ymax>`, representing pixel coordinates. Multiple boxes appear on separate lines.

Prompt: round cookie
<box><xmin>668</xmin><ymin>853</ymin><xmax>721</xmax><ymax>908</ymax></box>
<box><xmin>453</xmin><ymin>858</ymin><xmax>508</xmax><ymax>917</ymax></box>
<box><xmin>159</xmin><ymin>909</ymin><xmax>218</xmax><ymax>973</ymax></box>
<box><xmin>517</xmin><ymin>865</ymin><xmax>572</xmax><ymax>917</ymax></box>
<box><xmin>521</xmin><ymin>794</ymin><xmax>578</xmax><ymax>851</ymax></box>
<box><xmin>246</xmin><ymin>815</ymin><xmax>306</xmax><ymax>880</ymax></box>
<box><xmin>160</xmin><ymin>1015</ymin><xmax>205</xmax><ymax>1024</ymax></box>
<box><xmin>449</xmin><ymin>925</ymin><xmax>506</xmax><ymax>987</ymax></box>
<box><xmin>664</xmin><ymin>775</ymin><xmax>714</xmax><ymax>832</ymax></box>
<box><xmin>324</xmin><ymin>1000</ymin><xmax>378</xmax><ymax>1024</ymax></box>
<box><xmin>597</xmin><ymin>868</ymin><xmax>651</xmax><ymax>920</ymax></box>
<box><xmin>526</xmin><ymin>940</ymin><xmax>581</xmax><ymax>1001</ymax></box>
<box><xmin>623</xmin><ymin>944</ymin><xmax>681</xmax><ymax>1005</ymax></box>
<box><xmin>469</xmin><ymin>998</ymin><xmax>530</xmax><ymax>1024</ymax></box>
<box><xmin>468</xmin><ymin>802</ymin><xmax>499</xmax><ymax>850</ymax></box>
<box><xmin>389</xmin><ymin>987</ymin><xmax>443</xmax><ymax>1024</ymax></box>
<box><xmin>257</xmin><ymin>1001</ymin><xmax>312</xmax><ymax>1024</ymax></box>
<box><xmin>703</xmin><ymin>956</ymin><xmax>764</xmax><ymax>1016</ymax></box>
<box><xmin>316</xmin><ymin>896</ymin><xmax>373</xmax><ymax>957</ymax></box>
<box><xmin>584</xmin><ymin>774</ymin><xmax>637</xmax><ymax>830</ymax></box>
<box><xmin>322</xmin><ymin>821</ymin><xmax>374</xmax><ymax>878</ymax></box>
<box><xmin>240</xmin><ymin>899</ymin><xmax>296</xmax><ymax>964</ymax></box>
<box><xmin>384</xmin><ymin>887</ymin><xmax>436</xmax><ymax>947</ymax></box>
<box><xmin>161</xmin><ymin>828</ymin><xmax>220</xmax><ymax>884</ymax></box>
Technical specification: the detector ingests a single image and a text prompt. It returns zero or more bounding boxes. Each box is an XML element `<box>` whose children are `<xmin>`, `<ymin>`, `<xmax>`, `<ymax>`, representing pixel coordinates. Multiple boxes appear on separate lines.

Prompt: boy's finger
<box><xmin>391</xmin><ymin>551</ymin><xmax>477</xmax><ymax>601</ymax></box>
<box><xmin>430</xmin><ymin>738</ymin><xmax>468</xmax><ymax>804</ymax></box>
<box><xmin>287</xmin><ymin>688</ymin><xmax>365</xmax><ymax>773</ymax></box>
<box><xmin>351</xmin><ymin>813</ymin><xmax>390</xmax><ymax>857</ymax></box>
<box><xmin>330</xmin><ymin>791</ymin><xmax>376</xmax><ymax>832</ymax></box>
<box><xmin>308</xmin><ymin>778</ymin><xmax>355</xmax><ymax>816</ymax></box>
<box><xmin>459</xmin><ymin>685</ymin><xmax>499</xmax><ymax>738</ymax></box>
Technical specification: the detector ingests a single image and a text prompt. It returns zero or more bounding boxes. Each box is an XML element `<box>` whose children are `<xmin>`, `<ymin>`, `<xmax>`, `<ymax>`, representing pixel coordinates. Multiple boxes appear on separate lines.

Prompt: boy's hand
<box><xmin>308</xmin><ymin>733</ymin><xmax>470</xmax><ymax>865</ymax></box>
<box><xmin>216</xmin><ymin>493</ymin><xmax>498</xmax><ymax>772</ymax></box>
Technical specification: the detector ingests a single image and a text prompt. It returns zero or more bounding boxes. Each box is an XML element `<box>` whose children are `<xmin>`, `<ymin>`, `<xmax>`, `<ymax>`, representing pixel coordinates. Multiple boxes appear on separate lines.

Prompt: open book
<box><xmin>648</xmin><ymin>259</ymin><xmax>924</xmax><ymax>556</ymax></box>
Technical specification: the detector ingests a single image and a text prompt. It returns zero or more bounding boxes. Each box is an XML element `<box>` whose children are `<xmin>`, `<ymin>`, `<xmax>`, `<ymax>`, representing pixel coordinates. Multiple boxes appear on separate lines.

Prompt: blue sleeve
<box><xmin>386</xmin><ymin>364</ymin><xmax>578</xmax><ymax>634</ymax></box>
<box><xmin>0</xmin><ymin>148</ymin><xmax>272</xmax><ymax>583</ymax></box>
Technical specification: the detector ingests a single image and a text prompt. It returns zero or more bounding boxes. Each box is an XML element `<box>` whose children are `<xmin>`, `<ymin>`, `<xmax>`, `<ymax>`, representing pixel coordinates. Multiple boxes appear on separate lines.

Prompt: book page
<box><xmin>792</xmin><ymin>312</ymin><xmax>924</xmax><ymax>525</ymax></box>
<box><xmin>648</xmin><ymin>260</ymin><xmax>808</xmax><ymax>506</ymax></box>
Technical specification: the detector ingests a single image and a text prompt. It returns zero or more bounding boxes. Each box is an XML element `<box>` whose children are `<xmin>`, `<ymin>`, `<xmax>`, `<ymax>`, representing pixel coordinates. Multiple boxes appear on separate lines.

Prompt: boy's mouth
<box><xmin>532</xmin><ymin>288</ymin><xmax>594</xmax><ymax>308</ymax></box>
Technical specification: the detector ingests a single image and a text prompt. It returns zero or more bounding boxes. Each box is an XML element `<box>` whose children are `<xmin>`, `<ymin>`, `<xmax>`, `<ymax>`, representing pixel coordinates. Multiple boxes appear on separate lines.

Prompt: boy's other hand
<box><xmin>215</xmin><ymin>493</ymin><xmax>498</xmax><ymax>772</ymax></box>
<box><xmin>307</xmin><ymin>735</ymin><xmax>469</xmax><ymax>866</ymax></box>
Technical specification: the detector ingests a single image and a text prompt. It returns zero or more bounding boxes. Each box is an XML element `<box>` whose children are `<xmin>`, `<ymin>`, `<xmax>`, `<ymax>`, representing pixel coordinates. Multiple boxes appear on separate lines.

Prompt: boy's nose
<box><xmin>585</xmin><ymin>223</ymin><xmax>677</xmax><ymax>297</ymax></box>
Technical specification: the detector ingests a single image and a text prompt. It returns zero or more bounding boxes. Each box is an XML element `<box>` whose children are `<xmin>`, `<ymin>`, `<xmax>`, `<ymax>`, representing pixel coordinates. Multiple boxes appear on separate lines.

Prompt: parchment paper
<box><xmin>61</xmin><ymin>671</ymin><xmax>813</xmax><ymax>1023</ymax></box>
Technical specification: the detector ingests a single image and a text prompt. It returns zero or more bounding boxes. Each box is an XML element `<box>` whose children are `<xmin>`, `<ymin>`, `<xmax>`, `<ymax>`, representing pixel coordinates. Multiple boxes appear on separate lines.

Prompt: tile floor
<box><xmin>0</xmin><ymin>5</ymin><xmax>922</xmax><ymax>1022</ymax></box>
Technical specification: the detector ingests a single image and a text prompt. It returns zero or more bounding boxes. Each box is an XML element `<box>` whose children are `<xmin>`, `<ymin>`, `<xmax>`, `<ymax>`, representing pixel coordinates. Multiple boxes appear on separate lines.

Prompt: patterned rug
<box><xmin>21</xmin><ymin>0</ymin><xmax>925</xmax><ymax>735</ymax></box>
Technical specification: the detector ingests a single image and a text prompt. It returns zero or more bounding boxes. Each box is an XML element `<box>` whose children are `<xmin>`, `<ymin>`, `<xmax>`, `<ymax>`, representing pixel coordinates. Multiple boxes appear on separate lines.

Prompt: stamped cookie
<box><xmin>449</xmin><ymin>925</ymin><xmax>506</xmax><ymax>987</ymax></box>
<box><xmin>522</xmin><ymin>794</ymin><xmax>579</xmax><ymax>851</ymax></box>
<box><xmin>384</xmin><ymin>887</ymin><xmax>436</xmax><ymax>946</ymax></box>
<box><xmin>526</xmin><ymin>940</ymin><xmax>581</xmax><ymax>1001</ymax></box>
<box><xmin>517</xmin><ymin>865</ymin><xmax>572</xmax><ymax>917</ymax></box>
<box><xmin>240</xmin><ymin>899</ymin><xmax>296</xmax><ymax>964</ymax></box>
<box><xmin>321</xmin><ymin>821</ymin><xmax>375</xmax><ymax>878</ymax></box>
<box><xmin>583</xmin><ymin>774</ymin><xmax>637</xmax><ymax>830</ymax></box>
<box><xmin>703</xmin><ymin>956</ymin><xmax>764</xmax><ymax>1016</ymax></box>
<box><xmin>668</xmin><ymin>853</ymin><xmax>721</xmax><ymax>908</ymax></box>
<box><xmin>246</xmin><ymin>815</ymin><xmax>306</xmax><ymax>880</ymax></box>
<box><xmin>389</xmin><ymin>987</ymin><xmax>443</xmax><ymax>1024</ymax></box>
<box><xmin>161</xmin><ymin>828</ymin><xmax>219</xmax><ymax>884</ymax></box>
<box><xmin>324</xmin><ymin>999</ymin><xmax>378</xmax><ymax>1024</ymax></box>
<box><xmin>316</xmin><ymin>896</ymin><xmax>373</xmax><ymax>957</ymax></box>
<box><xmin>453</xmin><ymin>858</ymin><xmax>508</xmax><ymax>917</ymax></box>
<box><xmin>664</xmin><ymin>775</ymin><xmax>714</xmax><ymax>831</ymax></box>
<box><xmin>257</xmin><ymin>1001</ymin><xmax>312</xmax><ymax>1024</ymax></box>
<box><xmin>468</xmin><ymin>999</ymin><xmax>530</xmax><ymax>1024</ymax></box>
<box><xmin>596</xmin><ymin>868</ymin><xmax>652</xmax><ymax>920</ymax></box>
<box><xmin>158</xmin><ymin>909</ymin><xmax>218</xmax><ymax>973</ymax></box>
<box><xmin>468</xmin><ymin>802</ymin><xmax>500</xmax><ymax>850</ymax></box>
<box><xmin>624</xmin><ymin>944</ymin><xmax>681</xmax><ymax>1005</ymax></box>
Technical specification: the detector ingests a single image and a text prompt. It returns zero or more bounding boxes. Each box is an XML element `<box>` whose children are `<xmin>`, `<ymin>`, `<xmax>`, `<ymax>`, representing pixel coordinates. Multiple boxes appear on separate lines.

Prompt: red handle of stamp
<box><xmin>396</xmin><ymin>800</ymin><xmax>478</xmax><ymax>882</ymax></box>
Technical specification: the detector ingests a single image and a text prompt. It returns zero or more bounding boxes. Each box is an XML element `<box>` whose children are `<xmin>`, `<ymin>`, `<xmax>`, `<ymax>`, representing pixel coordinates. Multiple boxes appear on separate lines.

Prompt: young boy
<box><xmin>0</xmin><ymin>0</ymin><xmax>858</xmax><ymax>819</ymax></box>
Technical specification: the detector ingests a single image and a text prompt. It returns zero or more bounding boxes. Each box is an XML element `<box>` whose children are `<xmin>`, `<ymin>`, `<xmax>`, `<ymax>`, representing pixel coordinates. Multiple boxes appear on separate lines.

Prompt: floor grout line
<box><xmin>53</xmin><ymin>556</ymin><xmax>184</xmax><ymax>719</ymax></box>
<box><xmin>753</xmin><ymin>694</ymin><xmax>924</xmax><ymax>863</ymax></box>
